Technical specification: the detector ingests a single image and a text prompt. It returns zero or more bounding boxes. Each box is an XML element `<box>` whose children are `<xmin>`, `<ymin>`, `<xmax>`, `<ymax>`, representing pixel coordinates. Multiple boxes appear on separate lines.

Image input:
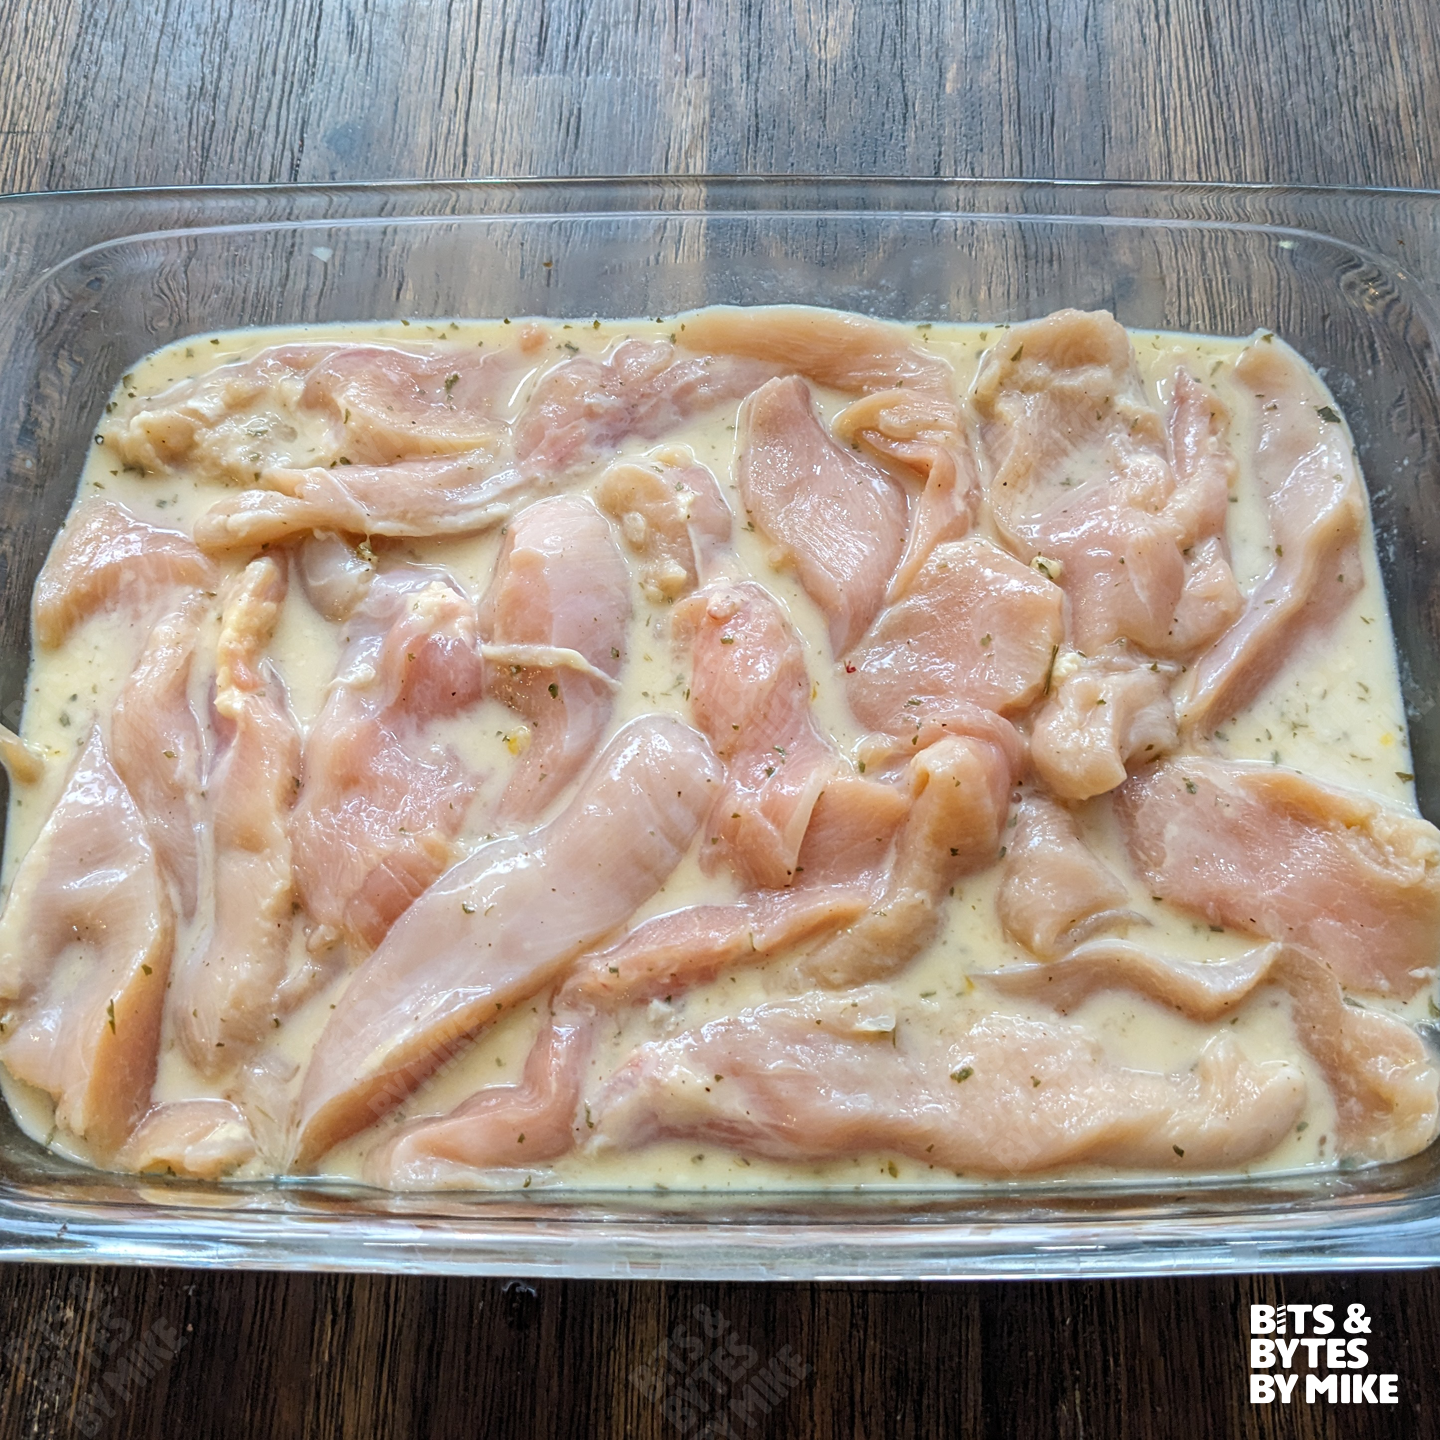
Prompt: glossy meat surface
<box><xmin>1116</xmin><ymin>758</ymin><xmax>1440</xmax><ymax>997</ymax></box>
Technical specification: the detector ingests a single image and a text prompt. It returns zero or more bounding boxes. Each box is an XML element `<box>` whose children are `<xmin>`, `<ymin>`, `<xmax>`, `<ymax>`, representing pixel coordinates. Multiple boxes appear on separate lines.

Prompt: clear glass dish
<box><xmin>2</xmin><ymin>177</ymin><xmax>1440</xmax><ymax>1278</ymax></box>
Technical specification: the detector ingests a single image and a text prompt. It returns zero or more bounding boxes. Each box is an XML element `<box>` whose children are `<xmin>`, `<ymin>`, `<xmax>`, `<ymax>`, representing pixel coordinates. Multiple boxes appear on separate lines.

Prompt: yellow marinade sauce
<box><xmin>0</xmin><ymin>313</ymin><xmax>1423</xmax><ymax>1191</ymax></box>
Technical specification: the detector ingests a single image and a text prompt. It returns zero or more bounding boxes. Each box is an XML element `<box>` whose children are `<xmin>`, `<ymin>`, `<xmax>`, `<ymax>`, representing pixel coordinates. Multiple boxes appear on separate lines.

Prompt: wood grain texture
<box><xmin>3</xmin><ymin>2</ymin><xmax>1440</xmax><ymax>1437</ymax></box>
<box><xmin>1</xmin><ymin>0</ymin><xmax>1439</xmax><ymax>193</ymax></box>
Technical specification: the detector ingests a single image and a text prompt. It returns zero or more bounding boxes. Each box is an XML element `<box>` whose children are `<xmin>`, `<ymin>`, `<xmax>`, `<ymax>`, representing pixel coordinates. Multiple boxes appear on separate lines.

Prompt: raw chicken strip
<box><xmin>596</xmin><ymin>450</ymin><xmax>733</xmax><ymax>602</ymax></box>
<box><xmin>1115</xmin><ymin>758</ymin><xmax>1440</xmax><ymax>996</ymax></box>
<box><xmin>1029</xmin><ymin>655</ymin><xmax>1178</xmax><ymax>801</ymax></box>
<box><xmin>479</xmin><ymin>495</ymin><xmax>631</xmax><ymax>819</ymax></box>
<box><xmin>293</xmin><ymin>715</ymin><xmax>723</xmax><ymax>1161</ymax></box>
<box><xmin>561</xmin><ymin>888</ymin><xmax>873</xmax><ymax>1010</ymax></box>
<box><xmin>33</xmin><ymin>497</ymin><xmax>217</xmax><ymax>648</ymax></box>
<box><xmin>1146</xmin><ymin>366</ymin><xmax>1246</xmax><ymax>656</ymax></box>
<box><xmin>363</xmin><ymin>1012</ymin><xmax>591</xmax><ymax>1188</ymax></box>
<box><xmin>514</xmin><ymin>339</ymin><xmax>771</xmax><ymax>475</ymax></box>
<box><xmin>801</xmin><ymin>730</ymin><xmax>1015</xmax><ymax>987</ymax></box>
<box><xmin>102</xmin><ymin>343</ymin><xmax>323</xmax><ymax>477</ymax></box>
<box><xmin>986</xmin><ymin>940</ymin><xmax>1440</xmax><ymax>1162</ymax></box>
<box><xmin>298</xmin><ymin>344</ymin><xmax>523</xmax><ymax>465</ymax></box>
<box><xmin>995</xmin><ymin>794</ymin><xmax>1136</xmax><ymax>958</ymax></box>
<box><xmin>738</xmin><ymin>376</ymin><xmax>909</xmax><ymax>655</ymax></box>
<box><xmin>170</xmin><ymin>559</ymin><xmax>302</xmax><ymax>1075</ymax></box>
<box><xmin>1182</xmin><ymin>335</ymin><xmax>1367</xmax><ymax>731</ymax></box>
<box><xmin>110</xmin><ymin>597</ymin><xmax>208</xmax><ymax>917</ymax></box>
<box><xmin>833</xmin><ymin>385</ymin><xmax>980</xmax><ymax>598</ymax></box>
<box><xmin>594</xmin><ymin>1005</ymin><xmax>1304</xmax><ymax>1174</ymax></box>
<box><xmin>193</xmin><ymin>452</ymin><xmax>532</xmax><ymax>550</ymax></box>
<box><xmin>0</xmin><ymin>731</ymin><xmax>172</xmax><ymax>1156</ymax></box>
<box><xmin>844</xmin><ymin>536</ymin><xmax>1064</xmax><ymax>731</ymax></box>
<box><xmin>295</xmin><ymin>531</ymin><xmax>376</xmax><ymax>621</ymax></box>
<box><xmin>673</xmin><ymin>581</ymin><xmax>840</xmax><ymax>889</ymax></box>
<box><xmin>973</xmin><ymin>311</ymin><xmax>1239</xmax><ymax>658</ymax></box>
<box><xmin>102</xmin><ymin>342</ymin><xmax>527</xmax><ymax>479</ymax></box>
<box><xmin>115</xmin><ymin>1099</ymin><xmax>257</xmax><ymax>1178</ymax></box>
<box><xmin>680</xmin><ymin>305</ymin><xmax>975</xmax><ymax>592</ymax></box>
<box><xmin>676</xmin><ymin>305</ymin><xmax>953</xmax><ymax>396</ymax></box>
<box><xmin>291</xmin><ymin>570</ymin><xmax>487</xmax><ymax>956</ymax></box>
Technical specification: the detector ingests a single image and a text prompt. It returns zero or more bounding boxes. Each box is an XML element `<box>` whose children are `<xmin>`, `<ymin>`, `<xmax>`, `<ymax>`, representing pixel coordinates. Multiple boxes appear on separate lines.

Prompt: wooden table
<box><xmin>2</xmin><ymin>2</ymin><xmax>1439</xmax><ymax>1435</ymax></box>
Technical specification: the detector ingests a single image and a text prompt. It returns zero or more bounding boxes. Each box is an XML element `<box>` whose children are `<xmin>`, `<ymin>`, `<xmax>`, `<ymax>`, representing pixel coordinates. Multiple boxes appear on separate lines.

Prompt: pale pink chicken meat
<box><xmin>479</xmin><ymin>495</ymin><xmax>631</xmax><ymax>819</ymax></box>
<box><xmin>1156</xmin><ymin>366</ymin><xmax>1246</xmax><ymax>654</ymax></box>
<box><xmin>673</xmin><ymin>580</ymin><xmax>841</xmax><ymax>890</ymax></box>
<box><xmin>596</xmin><ymin>450</ymin><xmax>733</xmax><ymax>602</ymax></box>
<box><xmin>101</xmin><ymin>341</ymin><xmax>531</xmax><ymax>479</ymax></box>
<box><xmin>363</xmin><ymin>1011</ymin><xmax>592</xmax><ymax>1188</ymax></box>
<box><xmin>677</xmin><ymin>304</ymin><xmax>953</xmax><ymax>398</ymax></box>
<box><xmin>986</xmin><ymin>940</ymin><xmax>1440</xmax><ymax>1163</ymax></box>
<box><xmin>193</xmin><ymin>452</ymin><xmax>533</xmax><ymax>550</ymax></box>
<box><xmin>0</xmin><ymin>731</ymin><xmax>172</xmax><ymax>1157</ymax></box>
<box><xmin>295</xmin><ymin>531</ymin><xmax>377</xmax><ymax>621</ymax></box>
<box><xmin>115</xmin><ymin>1099</ymin><xmax>258</xmax><ymax>1178</ymax></box>
<box><xmin>294</xmin><ymin>715</ymin><xmax>723</xmax><ymax>1162</ymax></box>
<box><xmin>594</xmin><ymin>1004</ymin><xmax>1304</xmax><ymax>1174</ymax></box>
<box><xmin>561</xmin><ymin>888</ymin><xmax>874</xmax><ymax>1011</ymax></box>
<box><xmin>514</xmin><ymin>339</ymin><xmax>771</xmax><ymax>476</ymax></box>
<box><xmin>33</xmin><ymin>497</ymin><xmax>217</xmax><ymax>649</ymax></box>
<box><xmin>844</xmin><ymin>536</ymin><xmax>1064</xmax><ymax>732</ymax></box>
<box><xmin>995</xmin><ymin>793</ymin><xmax>1136</xmax><ymax>958</ymax></box>
<box><xmin>110</xmin><ymin>596</ymin><xmax>208</xmax><ymax>918</ymax></box>
<box><xmin>972</xmin><ymin>311</ymin><xmax>1241</xmax><ymax>658</ymax></box>
<box><xmin>738</xmin><ymin>376</ymin><xmax>909</xmax><ymax>655</ymax></box>
<box><xmin>298</xmin><ymin>344</ymin><xmax>525</xmax><ymax>465</ymax></box>
<box><xmin>169</xmin><ymin>558</ymin><xmax>303</xmax><ymax>1075</ymax></box>
<box><xmin>1029</xmin><ymin>655</ymin><xmax>1178</xmax><ymax>801</ymax></box>
<box><xmin>1115</xmin><ymin>758</ymin><xmax>1440</xmax><ymax>997</ymax></box>
<box><xmin>800</xmin><ymin>729</ymin><xmax>1016</xmax><ymax>987</ymax></box>
<box><xmin>101</xmin><ymin>343</ymin><xmax>323</xmax><ymax>478</ymax></box>
<box><xmin>290</xmin><ymin>569</ymin><xmax>487</xmax><ymax>957</ymax></box>
<box><xmin>1182</xmin><ymin>335</ymin><xmax>1367</xmax><ymax>731</ymax></box>
<box><xmin>680</xmin><ymin>305</ymin><xmax>975</xmax><ymax>592</ymax></box>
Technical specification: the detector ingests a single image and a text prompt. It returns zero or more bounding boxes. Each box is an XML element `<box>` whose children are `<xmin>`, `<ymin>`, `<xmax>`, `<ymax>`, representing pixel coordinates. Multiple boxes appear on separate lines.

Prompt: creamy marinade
<box><xmin>1</xmin><ymin>305</ymin><xmax>1437</xmax><ymax>1193</ymax></box>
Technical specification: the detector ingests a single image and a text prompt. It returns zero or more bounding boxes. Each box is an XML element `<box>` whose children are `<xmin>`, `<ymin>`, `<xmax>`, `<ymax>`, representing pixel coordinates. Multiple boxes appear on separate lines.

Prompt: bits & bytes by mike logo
<box><xmin>1248</xmin><ymin>1303</ymin><xmax>1398</xmax><ymax>1405</ymax></box>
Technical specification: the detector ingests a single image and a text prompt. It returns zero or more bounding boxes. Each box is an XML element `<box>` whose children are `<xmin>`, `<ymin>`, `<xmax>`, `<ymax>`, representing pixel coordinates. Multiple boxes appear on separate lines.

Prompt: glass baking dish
<box><xmin>2</xmin><ymin>177</ymin><xmax>1440</xmax><ymax>1278</ymax></box>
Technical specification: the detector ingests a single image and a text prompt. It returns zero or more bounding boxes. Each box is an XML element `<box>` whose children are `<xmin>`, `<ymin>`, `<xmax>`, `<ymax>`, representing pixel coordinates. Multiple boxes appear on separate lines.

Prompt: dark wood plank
<box><xmin>3</xmin><ymin>2</ymin><xmax>1440</xmax><ymax>1437</ymax></box>
<box><xmin>2</xmin><ymin>0</ymin><xmax>1438</xmax><ymax>194</ymax></box>
<box><xmin>3</xmin><ymin>1266</ymin><xmax>1437</xmax><ymax>1438</ymax></box>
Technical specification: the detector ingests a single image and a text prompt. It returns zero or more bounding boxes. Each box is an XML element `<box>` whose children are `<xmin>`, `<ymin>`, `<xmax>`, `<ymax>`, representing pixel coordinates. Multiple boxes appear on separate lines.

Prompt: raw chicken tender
<box><xmin>1116</xmin><ymin>758</ymin><xmax>1440</xmax><ymax>997</ymax></box>
<box><xmin>737</xmin><ymin>375</ymin><xmax>909</xmax><ymax>654</ymax></box>
<box><xmin>674</xmin><ymin>580</ymin><xmax>842</xmax><ymax>890</ymax></box>
<box><xmin>844</xmin><ymin>536</ymin><xmax>1064</xmax><ymax>731</ymax></box>
<box><xmin>594</xmin><ymin>1005</ymin><xmax>1305</xmax><ymax>1174</ymax></box>
<box><xmin>596</xmin><ymin>451</ymin><xmax>732</xmax><ymax>602</ymax></box>
<box><xmin>1183</xmin><ymin>334</ymin><xmax>1366</xmax><ymax>731</ymax></box>
<box><xmin>363</xmin><ymin>1013</ymin><xmax>591</xmax><ymax>1187</ymax></box>
<box><xmin>116</xmin><ymin>1099</ymin><xmax>258</xmax><ymax>1179</ymax></box>
<box><xmin>995</xmin><ymin>793</ymin><xmax>1135</xmax><ymax>957</ymax></box>
<box><xmin>1029</xmin><ymin>655</ymin><xmax>1178</xmax><ymax>801</ymax></box>
<box><xmin>33</xmin><ymin>497</ymin><xmax>217</xmax><ymax>648</ymax></box>
<box><xmin>515</xmin><ymin>339</ymin><xmax>770</xmax><ymax>475</ymax></box>
<box><xmin>193</xmin><ymin>452</ymin><xmax>532</xmax><ymax>550</ymax></box>
<box><xmin>479</xmin><ymin>495</ymin><xmax>631</xmax><ymax>818</ymax></box>
<box><xmin>0</xmin><ymin>732</ymin><xmax>172</xmax><ymax>1156</ymax></box>
<box><xmin>102</xmin><ymin>341</ymin><xmax>526</xmax><ymax>479</ymax></box>
<box><xmin>169</xmin><ymin>558</ymin><xmax>303</xmax><ymax>1075</ymax></box>
<box><xmin>986</xmin><ymin>940</ymin><xmax>1440</xmax><ymax>1163</ymax></box>
<box><xmin>294</xmin><ymin>716</ymin><xmax>722</xmax><ymax>1161</ymax></box>
<box><xmin>110</xmin><ymin>597</ymin><xmax>208</xmax><ymax>918</ymax></box>
<box><xmin>973</xmin><ymin>310</ymin><xmax>1240</xmax><ymax>658</ymax></box>
<box><xmin>290</xmin><ymin>569</ymin><xmax>487</xmax><ymax>955</ymax></box>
